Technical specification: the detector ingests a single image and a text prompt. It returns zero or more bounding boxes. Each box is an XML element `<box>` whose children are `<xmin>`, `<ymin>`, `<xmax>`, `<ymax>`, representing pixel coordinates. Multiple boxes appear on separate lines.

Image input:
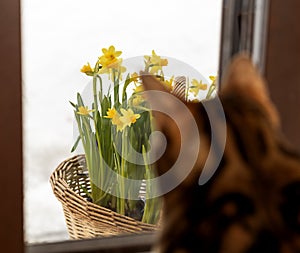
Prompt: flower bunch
<box><xmin>71</xmin><ymin>45</ymin><xmax>216</xmax><ymax>224</ymax></box>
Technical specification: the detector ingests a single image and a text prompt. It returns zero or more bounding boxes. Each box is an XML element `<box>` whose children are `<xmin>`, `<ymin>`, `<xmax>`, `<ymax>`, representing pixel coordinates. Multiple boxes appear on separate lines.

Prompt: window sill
<box><xmin>26</xmin><ymin>232</ymin><xmax>157</xmax><ymax>253</ymax></box>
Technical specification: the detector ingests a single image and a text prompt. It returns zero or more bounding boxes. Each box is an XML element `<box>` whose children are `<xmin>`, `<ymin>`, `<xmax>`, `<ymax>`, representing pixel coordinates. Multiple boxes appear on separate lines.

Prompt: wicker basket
<box><xmin>50</xmin><ymin>154</ymin><xmax>159</xmax><ymax>239</ymax></box>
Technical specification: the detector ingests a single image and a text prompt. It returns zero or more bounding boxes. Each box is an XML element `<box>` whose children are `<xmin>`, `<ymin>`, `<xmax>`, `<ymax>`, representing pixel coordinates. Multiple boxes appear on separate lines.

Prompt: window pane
<box><xmin>22</xmin><ymin>0</ymin><xmax>222</xmax><ymax>243</ymax></box>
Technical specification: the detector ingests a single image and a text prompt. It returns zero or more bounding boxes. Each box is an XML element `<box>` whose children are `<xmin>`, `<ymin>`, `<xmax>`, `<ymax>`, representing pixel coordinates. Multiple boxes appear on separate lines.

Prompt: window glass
<box><xmin>22</xmin><ymin>0</ymin><xmax>222</xmax><ymax>243</ymax></box>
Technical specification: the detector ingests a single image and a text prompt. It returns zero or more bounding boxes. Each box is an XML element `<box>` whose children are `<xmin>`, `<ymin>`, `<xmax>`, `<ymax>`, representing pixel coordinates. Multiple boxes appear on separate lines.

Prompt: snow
<box><xmin>22</xmin><ymin>0</ymin><xmax>222</xmax><ymax>243</ymax></box>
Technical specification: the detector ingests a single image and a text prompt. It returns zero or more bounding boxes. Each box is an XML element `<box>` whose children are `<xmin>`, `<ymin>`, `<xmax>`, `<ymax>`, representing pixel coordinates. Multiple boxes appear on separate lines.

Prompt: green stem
<box><xmin>97</xmin><ymin>75</ymin><xmax>103</xmax><ymax>106</ymax></box>
<box><xmin>92</xmin><ymin>74</ymin><xmax>99</xmax><ymax>112</ymax></box>
<box><xmin>119</xmin><ymin>129</ymin><xmax>127</xmax><ymax>215</ymax></box>
<box><xmin>185</xmin><ymin>77</ymin><xmax>190</xmax><ymax>101</ymax></box>
<box><xmin>113</xmin><ymin>69</ymin><xmax>119</xmax><ymax>107</ymax></box>
<box><xmin>141</xmin><ymin>145</ymin><xmax>161</xmax><ymax>224</ymax></box>
<box><xmin>206</xmin><ymin>84</ymin><xmax>216</xmax><ymax>99</ymax></box>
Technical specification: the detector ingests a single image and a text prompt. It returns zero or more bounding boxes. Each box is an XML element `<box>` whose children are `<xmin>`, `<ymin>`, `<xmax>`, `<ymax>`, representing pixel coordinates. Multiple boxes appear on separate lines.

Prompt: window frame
<box><xmin>26</xmin><ymin>233</ymin><xmax>156</xmax><ymax>253</ymax></box>
<box><xmin>0</xmin><ymin>0</ymin><xmax>23</xmax><ymax>252</ymax></box>
<box><xmin>1</xmin><ymin>0</ymin><xmax>300</xmax><ymax>252</ymax></box>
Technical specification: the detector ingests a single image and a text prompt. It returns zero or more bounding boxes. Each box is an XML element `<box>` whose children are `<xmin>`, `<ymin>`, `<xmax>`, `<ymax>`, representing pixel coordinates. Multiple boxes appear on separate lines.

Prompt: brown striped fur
<box><xmin>142</xmin><ymin>54</ymin><xmax>300</xmax><ymax>253</ymax></box>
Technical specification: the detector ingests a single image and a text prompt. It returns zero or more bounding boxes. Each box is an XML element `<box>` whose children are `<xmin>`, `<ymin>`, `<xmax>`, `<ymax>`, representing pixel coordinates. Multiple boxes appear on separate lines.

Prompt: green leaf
<box><xmin>77</xmin><ymin>93</ymin><xmax>85</xmax><ymax>107</ymax></box>
<box><xmin>71</xmin><ymin>135</ymin><xmax>81</xmax><ymax>152</ymax></box>
<box><xmin>122</xmin><ymin>74</ymin><xmax>131</xmax><ymax>103</ymax></box>
<box><xmin>69</xmin><ymin>101</ymin><xmax>77</xmax><ymax>108</ymax></box>
<box><xmin>101</xmin><ymin>95</ymin><xmax>111</xmax><ymax>116</ymax></box>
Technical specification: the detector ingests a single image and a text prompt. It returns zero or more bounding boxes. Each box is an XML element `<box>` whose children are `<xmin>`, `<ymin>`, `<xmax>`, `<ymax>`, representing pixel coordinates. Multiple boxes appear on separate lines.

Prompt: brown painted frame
<box><xmin>0</xmin><ymin>0</ymin><xmax>23</xmax><ymax>252</ymax></box>
<box><xmin>265</xmin><ymin>0</ymin><xmax>300</xmax><ymax>149</ymax></box>
<box><xmin>1</xmin><ymin>0</ymin><xmax>299</xmax><ymax>252</ymax></box>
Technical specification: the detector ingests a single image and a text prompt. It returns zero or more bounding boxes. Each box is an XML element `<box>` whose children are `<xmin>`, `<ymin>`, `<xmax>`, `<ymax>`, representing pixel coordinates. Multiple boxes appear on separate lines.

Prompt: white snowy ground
<box><xmin>22</xmin><ymin>0</ymin><xmax>222</xmax><ymax>243</ymax></box>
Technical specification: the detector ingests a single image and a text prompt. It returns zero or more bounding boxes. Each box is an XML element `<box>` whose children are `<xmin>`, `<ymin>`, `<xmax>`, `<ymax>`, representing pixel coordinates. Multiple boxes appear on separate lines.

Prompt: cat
<box><xmin>141</xmin><ymin>54</ymin><xmax>300</xmax><ymax>253</ymax></box>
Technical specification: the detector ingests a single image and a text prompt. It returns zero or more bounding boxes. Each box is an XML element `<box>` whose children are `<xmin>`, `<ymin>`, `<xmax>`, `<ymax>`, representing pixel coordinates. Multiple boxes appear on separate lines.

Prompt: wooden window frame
<box><xmin>26</xmin><ymin>233</ymin><xmax>156</xmax><ymax>253</ymax></box>
<box><xmin>1</xmin><ymin>0</ymin><xmax>299</xmax><ymax>252</ymax></box>
<box><xmin>0</xmin><ymin>0</ymin><xmax>23</xmax><ymax>252</ymax></box>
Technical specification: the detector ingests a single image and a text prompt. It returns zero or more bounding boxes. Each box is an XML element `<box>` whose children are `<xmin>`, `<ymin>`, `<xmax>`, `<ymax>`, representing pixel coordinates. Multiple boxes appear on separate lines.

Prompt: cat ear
<box><xmin>141</xmin><ymin>72</ymin><xmax>183</xmax><ymax>135</ymax></box>
<box><xmin>221</xmin><ymin>53</ymin><xmax>279</xmax><ymax>127</ymax></box>
<box><xmin>140</xmin><ymin>72</ymin><xmax>170</xmax><ymax>92</ymax></box>
<box><xmin>140</xmin><ymin>72</ymin><xmax>179</xmax><ymax>120</ymax></box>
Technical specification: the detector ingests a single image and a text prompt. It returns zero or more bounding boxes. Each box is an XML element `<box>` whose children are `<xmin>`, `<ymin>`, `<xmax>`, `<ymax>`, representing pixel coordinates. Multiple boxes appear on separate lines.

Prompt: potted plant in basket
<box><xmin>51</xmin><ymin>45</ymin><xmax>216</xmax><ymax>238</ymax></box>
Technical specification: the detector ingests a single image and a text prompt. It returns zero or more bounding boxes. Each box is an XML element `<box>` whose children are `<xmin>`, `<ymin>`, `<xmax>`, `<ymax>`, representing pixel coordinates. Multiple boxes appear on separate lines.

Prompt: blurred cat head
<box><xmin>141</xmin><ymin>54</ymin><xmax>300</xmax><ymax>253</ymax></box>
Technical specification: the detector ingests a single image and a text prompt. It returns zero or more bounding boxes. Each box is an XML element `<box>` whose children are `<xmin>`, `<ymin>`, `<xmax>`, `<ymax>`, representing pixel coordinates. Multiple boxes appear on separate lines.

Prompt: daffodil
<box><xmin>134</xmin><ymin>84</ymin><xmax>144</xmax><ymax>93</ymax></box>
<box><xmin>99</xmin><ymin>59</ymin><xmax>126</xmax><ymax>80</ymax></box>
<box><xmin>119</xmin><ymin>108</ymin><xmax>140</xmax><ymax>128</ymax></box>
<box><xmin>131</xmin><ymin>72</ymin><xmax>140</xmax><ymax>84</ymax></box>
<box><xmin>80</xmin><ymin>63</ymin><xmax>94</xmax><ymax>75</ymax></box>
<box><xmin>77</xmin><ymin>106</ymin><xmax>95</xmax><ymax>115</ymax></box>
<box><xmin>104</xmin><ymin>107</ymin><xmax>119</xmax><ymax>125</ymax></box>
<box><xmin>160</xmin><ymin>58</ymin><xmax>168</xmax><ymax>66</ymax></box>
<box><xmin>98</xmin><ymin>45</ymin><xmax>122</xmax><ymax>68</ymax></box>
<box><xmin>132</xmin><ymin>95</ymin><xmax>144</xmax><ymax>106</ymax></box>
<box><xmin>189</xmin><ymin>79</ymin><xmax>208</xmax><ymax>97</ymax></box>
<box><xmin>163</xmin><ymin>76</ymin><xmax>174</xmax><ymax>91</ymax></box>
<box><xmin>72</xmin><ymin>46</ymin><xmax>216</xmax><ymax>224</ymax></box>
<box><xmin>209</xmin><ymin>75</ymin><xmax>217</xmax><ymax>85</ymax></box>
<box><xmin>112</xmin><ymin>114</ymin><xmax>125</xmax><ymax>132</ymax></box>
<box><xmin>104</xmin><ymin>108</ymin><xmax>125</xmax><ymax>131</ymax></box>
<box><xmin>104</xmin><ymin>108</ymin><xmax>117</xmax><ymax>119</ymax></box>
<box><xmin>144</xmin><ymin>50</ymin><xmax>168</xmax><ymax>74</ymax></box>
<box><xmin>206</xmin><ymin>75</ymin><xmax>217</xmax><ymax>99</ymax></box>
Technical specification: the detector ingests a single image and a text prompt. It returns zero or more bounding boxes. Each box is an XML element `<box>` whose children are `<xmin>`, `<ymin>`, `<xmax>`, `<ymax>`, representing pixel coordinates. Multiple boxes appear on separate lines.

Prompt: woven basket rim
<box><xmin>50</xmin><ymin>154</ymin><xmax>158</xmax><ymax>239</ymax></box>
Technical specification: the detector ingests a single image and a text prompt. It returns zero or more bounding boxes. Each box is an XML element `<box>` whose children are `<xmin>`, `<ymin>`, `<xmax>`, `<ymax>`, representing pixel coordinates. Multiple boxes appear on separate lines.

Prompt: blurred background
<box><xmin>22</xmin><ymin>0</ymin><xmax>222</xmax><ymax>243</ymax></box>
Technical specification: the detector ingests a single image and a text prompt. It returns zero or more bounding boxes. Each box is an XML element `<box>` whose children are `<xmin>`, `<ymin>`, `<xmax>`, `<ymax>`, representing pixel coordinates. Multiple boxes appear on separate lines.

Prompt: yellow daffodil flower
<box><xmin>189</xmin><ymin>79</ymin><xmax>208</xmax><ymax>97</ymax></box>
<box><xmin>160</xmin><ymin>58</ymin><xmax>168</xmax><ymax>66</ymax></box>
<box><xmin>209</xmin><ymin>75</ymin><xmax>217</xmax><ymax>85</ymax></box>
<box><xmin>80</xmin><ymin>63</ymin><xmax>94</xmax><ymax>75</ymax></box>
<box><xmin>77</xmin><ymin>106</ymin><xmax>95</xmax><ymax>115</ymax></box>
<box><xmin>104</xmin><ymin>108</ymin><xmax>117</xmax><ymax>119</ymax></box>
<box><xmin>119</xmin><ymin>108</ymin><xmax>140</xmax><ymax>128</ymax></box>
<box><xmin>113</xmin><ymin>114</ymin><xmax>125</xmax><ymax>132</ymax></box>
<box><xmin>134</xmin><ymin>84</ymin><xmax>144</xmax><ymax>93</ymax></box>
<box><xmin>164</xmin><ymin>76</ymin><xmax>174</xmax><ymax>91</ymax></box>
<box><xmin>104</xmin><ymin>108</ymin><xmax>125</xmax><ymax>131</ymax></box>
<box><xmin>132</xmin><ymin>95</ymin><xmax>144</xmax><ymax>106</ymax></box>
<box><xmin>144</xmin><ymin>50</ymin><xmax>168</xmax><ymax>74</ymax></box>
<box><xmin>131</xmin><ymin>72</ymin><xmax>140</xmax><ymax>83</ymax></box>
<box><xmin>98</xmin><ymin>45</ymin><xmax>122</xmax><ymax>68</ymax></box>
<box><xmin>98</xmin><ymin>66</ymin><xmax>113</xmax><ymax>76</ymax></box>
<box><xmin>99</xmin><ymin>59</ymin><xmax>126</xmax><ymax>80</ymax></box>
